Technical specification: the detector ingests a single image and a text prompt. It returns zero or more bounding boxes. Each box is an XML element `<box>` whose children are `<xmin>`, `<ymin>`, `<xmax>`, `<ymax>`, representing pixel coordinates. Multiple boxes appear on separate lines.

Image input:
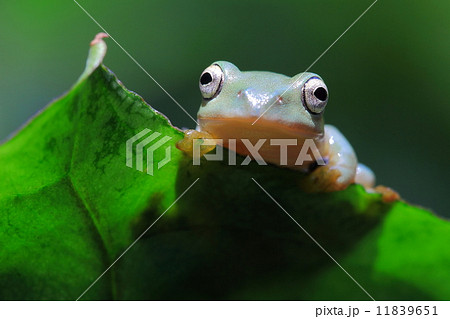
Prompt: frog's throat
<box><xmin>197</xmin><ymin>116</ymin><xmax>326</xmax><ymax>170</ymax></box>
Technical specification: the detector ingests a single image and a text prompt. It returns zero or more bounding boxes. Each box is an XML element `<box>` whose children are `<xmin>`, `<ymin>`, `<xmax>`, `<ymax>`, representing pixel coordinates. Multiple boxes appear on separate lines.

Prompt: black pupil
<box><xmin>200</xmin><ymin>72</ymin><xmax>213</xmax><ymax>85</ymax></box>
<box><xmin>314</xmin><ymin>87</ymin><xmax>327</xmax><ymax>101</ymax></box>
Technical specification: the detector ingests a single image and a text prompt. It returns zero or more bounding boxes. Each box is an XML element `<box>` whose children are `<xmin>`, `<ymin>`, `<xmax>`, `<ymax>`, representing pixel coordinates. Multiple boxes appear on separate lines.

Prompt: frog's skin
<box><xmin>177</xmin><ymin>61</ymin><xmax>397</xmax><ymax>197</ymax></box>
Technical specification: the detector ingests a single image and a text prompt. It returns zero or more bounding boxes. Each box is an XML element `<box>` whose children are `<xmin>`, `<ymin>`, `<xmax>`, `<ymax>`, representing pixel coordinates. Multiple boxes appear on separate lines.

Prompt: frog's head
<box><xmin>197</xmin><ymin>61</ymin><xmax>328</xmax><ymax>138</ymax></box>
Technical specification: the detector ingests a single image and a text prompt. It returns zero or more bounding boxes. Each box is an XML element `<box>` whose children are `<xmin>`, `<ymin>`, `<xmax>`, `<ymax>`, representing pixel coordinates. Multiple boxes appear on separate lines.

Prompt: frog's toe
<box><xmin>355</xmin><ymin>163</ymin><xmax>375</xmax><ymax>188</ymax></box>
<box><xmin>372</xmin><ymin>185</ymin><xmax>401</xmax><ymax>203</ymax></box>
<box><xmin>176</xmin><ymin>130</ymin><xmax>216</xmax><ymax>157</ymax></box>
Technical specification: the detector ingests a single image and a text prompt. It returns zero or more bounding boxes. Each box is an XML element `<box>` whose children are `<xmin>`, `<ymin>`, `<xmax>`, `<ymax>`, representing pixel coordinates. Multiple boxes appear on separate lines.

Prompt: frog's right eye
<box><xmin>199</xmin><ymin>64</ymin><xmax>224</xmax><ymax>100</ymax></box>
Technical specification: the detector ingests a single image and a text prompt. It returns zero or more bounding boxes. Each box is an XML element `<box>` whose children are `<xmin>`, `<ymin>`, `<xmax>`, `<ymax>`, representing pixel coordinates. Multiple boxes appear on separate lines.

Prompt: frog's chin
<box><xmin>197</xmin><ymin>116</ymin><xmax>323</xmax><ymax>140</ymax></box>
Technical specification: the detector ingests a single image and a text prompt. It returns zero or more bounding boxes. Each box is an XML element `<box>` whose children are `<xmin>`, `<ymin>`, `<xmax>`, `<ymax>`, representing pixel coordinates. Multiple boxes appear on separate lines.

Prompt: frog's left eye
<box><xmin>301</xmin><ymin>77</ymin><xmax>328</xmax><ymax>114</ymax></box>
<box><xmin>199</xmin><ymin>64</ymin><xmax>224</xmax><ymax>100</ymax></box>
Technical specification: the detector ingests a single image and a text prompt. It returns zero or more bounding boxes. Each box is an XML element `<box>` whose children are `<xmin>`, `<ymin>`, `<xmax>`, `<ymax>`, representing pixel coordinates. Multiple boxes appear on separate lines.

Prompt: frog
<box><xmin>177</xmin><ymin>61</ymin><xmax>399</xmax><ymax>201</ymax></box>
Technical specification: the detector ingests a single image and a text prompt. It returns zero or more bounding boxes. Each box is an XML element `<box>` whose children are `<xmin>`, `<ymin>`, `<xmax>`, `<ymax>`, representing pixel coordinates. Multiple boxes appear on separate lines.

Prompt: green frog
<box><xmin>177</xmin><ymin>61</ymin><xmax>398</xmax><ymax>200</ymax></box>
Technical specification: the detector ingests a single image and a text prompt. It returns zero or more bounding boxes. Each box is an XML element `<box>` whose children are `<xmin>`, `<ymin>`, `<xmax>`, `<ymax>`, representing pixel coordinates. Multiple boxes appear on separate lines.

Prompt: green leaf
<box><xmin>0</xmin><ymin>34</ymin><xmax>449</xmax><ymax>300</ymax></box>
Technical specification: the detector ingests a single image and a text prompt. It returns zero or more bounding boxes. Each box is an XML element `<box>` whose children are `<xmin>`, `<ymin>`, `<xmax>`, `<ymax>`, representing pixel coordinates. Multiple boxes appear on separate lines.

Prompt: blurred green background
<box><xmin>0</xmin><ymin>0</ymin><xmax>448</xmax><ymax>216</ymax></box>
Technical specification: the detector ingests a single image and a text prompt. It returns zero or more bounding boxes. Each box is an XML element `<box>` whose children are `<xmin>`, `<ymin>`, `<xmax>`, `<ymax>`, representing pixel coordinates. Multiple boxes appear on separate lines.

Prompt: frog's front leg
<box><xmin>300</xmin><ymin>125</ymin><xmax>399</xmax><ymax>202</ymax></box>
<box><xmin>322</xmin><ymin>126</ymin><xmax>399</xmax><ymax>202</ymax></box>
<box><xmin>300</xmin><ymin>125</ymin><xmax>359</xmax><ymax>192</ymax></box>
<box><xmin>176</xmin><ymin>129</ymin><xmax>217</xmax><ymax>157</ymax></box>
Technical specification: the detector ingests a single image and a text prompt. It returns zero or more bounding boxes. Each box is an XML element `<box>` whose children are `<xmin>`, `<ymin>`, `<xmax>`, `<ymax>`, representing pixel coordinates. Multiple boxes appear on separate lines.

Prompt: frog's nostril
<box><xmin>314</xmin><ymin>87</ymin><xmax>328</xmax><ymax>101</ymax></box>
<box><xmin>276</xmin><ymin>96</ymin><xmax>284</xmax><ymax>105</ymax></box>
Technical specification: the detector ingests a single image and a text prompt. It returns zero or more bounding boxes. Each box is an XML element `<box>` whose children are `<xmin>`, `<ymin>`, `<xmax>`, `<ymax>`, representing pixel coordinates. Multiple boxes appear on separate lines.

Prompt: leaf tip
<box><xmin>90</xmin><ymin>32</ymin><xmax>109</xmax><ymax>46</ymax></box>
<box><xmin>74</xmin><ymin>33</ymin><xmax>109</xmax><ymax>87</ymax></box>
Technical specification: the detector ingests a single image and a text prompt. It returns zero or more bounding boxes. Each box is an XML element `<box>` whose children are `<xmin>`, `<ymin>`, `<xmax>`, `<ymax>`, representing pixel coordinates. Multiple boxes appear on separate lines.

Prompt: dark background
<box><xmin>0</xmin><ymin>0</ymin><xmax>448</xmax><ymax>216</ymax></box>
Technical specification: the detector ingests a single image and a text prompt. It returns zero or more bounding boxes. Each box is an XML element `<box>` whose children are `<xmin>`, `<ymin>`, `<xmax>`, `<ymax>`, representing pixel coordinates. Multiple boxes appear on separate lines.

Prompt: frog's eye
<box><xmin>301</xmin><ymin>77</ymin><xmax>328</xmax><ymax>114</ymax></box>
<box><xmin>199</xmin><ymin>64</ymin><xmax>224</xmax><ymax>100</ymax></box>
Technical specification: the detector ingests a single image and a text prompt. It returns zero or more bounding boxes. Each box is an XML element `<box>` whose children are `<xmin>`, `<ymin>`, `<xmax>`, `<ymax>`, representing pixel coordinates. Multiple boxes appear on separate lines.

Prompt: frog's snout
<box><xmin>237</xmin><ymin>88</ymin><xmax>285</xmax><ymax>116</ymax></box>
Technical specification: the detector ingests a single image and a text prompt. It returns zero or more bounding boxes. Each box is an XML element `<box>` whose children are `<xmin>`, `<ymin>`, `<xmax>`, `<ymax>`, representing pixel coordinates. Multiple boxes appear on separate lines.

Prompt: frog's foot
<box><xmin>299</xmin><ymin>164</ymin><xmax>346</xmax><ymax>193</ymax></box>
<box><xmin>372</xmin><ymin>185</ymin><xmax>400</xmax><ymax>203</ymax></box>
<box><xmin>176</xmin><ymin>130</ymin><xmax>216</xmax><ymax>158</ymax></box>
<box><xmin>301</xmin><ymin>124</ymin><xmax>358</xmax><ymax>193</ymax></box>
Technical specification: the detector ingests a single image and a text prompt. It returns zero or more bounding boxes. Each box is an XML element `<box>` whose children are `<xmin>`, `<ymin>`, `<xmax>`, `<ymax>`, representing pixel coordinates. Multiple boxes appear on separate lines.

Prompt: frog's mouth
<box><xmin>198</xmin><ymin>116</ymin><xmax>323</xmax><ymax>140</ymax></box>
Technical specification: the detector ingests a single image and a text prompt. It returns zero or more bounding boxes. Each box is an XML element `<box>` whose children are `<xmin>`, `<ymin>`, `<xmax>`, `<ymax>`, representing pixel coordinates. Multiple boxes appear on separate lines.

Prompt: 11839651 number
<box><xmin>377</xmin><ymin>306</ymin><xmax>438</xmax><ymax>316</ymax></box>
